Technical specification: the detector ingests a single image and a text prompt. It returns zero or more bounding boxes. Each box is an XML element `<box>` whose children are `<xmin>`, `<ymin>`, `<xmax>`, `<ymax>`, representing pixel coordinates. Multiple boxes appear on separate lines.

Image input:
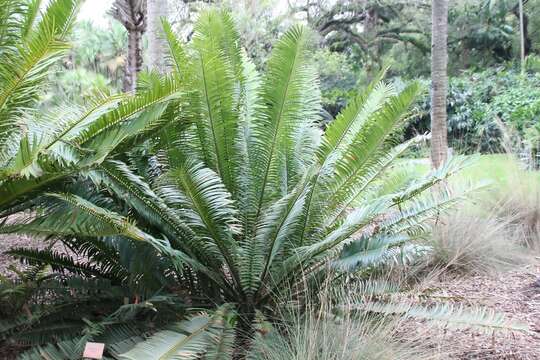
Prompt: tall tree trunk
<box><xmin>519</xmin><ymin>0</ymin><xmax>525</xmax><ymax>75</ymax></box>
<box><xmin>147</xmin><ymin>0</ymin><xmax>168</xmax><ymax>73</ymax></box>
<box><xmin>513</xmin><ymin>0</ymin><xmax>531</xmax><ymax>59</ymax></box>
<box><xmin>125</xmin><ymin>29</ymin><xmax>144</xmax><ymax>92</ymax></box>
<box><xmin>430</xmin><ymin>0</ymin><xmax>449</xmax><ymax>169</ymax></box>
<box><xmin>111</xmin><ymin>0</ymin><xmax>147</xmax><ymax>92</ymax></box>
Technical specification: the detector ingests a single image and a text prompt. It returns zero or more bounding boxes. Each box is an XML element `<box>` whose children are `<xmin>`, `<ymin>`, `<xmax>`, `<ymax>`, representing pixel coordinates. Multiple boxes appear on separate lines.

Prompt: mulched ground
<box><xmin>409</xmin><ymin>263</ymin><xmax>540</xmax><ymax>359</ymax></box>
<box><xmin>0</xmin><ymin>233</ymin><xmax>43</xmax><ymax>277</ymax></box>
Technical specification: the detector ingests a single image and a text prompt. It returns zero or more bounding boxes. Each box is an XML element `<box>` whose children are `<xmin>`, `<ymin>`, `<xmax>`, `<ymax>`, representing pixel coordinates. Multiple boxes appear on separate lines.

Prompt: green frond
<box><xmin>0</xmin><ymin>192</ymin><xmax>148</xmax><ymax>241</ymax></box>
<box><xmin>0</xmin><ymin>171</ymin><xmax>67</xmax><ymax>210</ymax></box>
<box><xmin>169</xmin><ymin>157</ymin><xmax>241</xmax><ymax>284</ymax></box>
<box><xmin>298</xmin><ymin>82</ymin><xmax>420</xmax><ymax>247</ymax></box>
<box><xmin>255</xmin><ymin>179</ymin><xmax>311</xmax><ymax>291</ymax></box>
<box><xmin>162</xmin><ymin>20</ymin><xmax>190</xmax><ymax>76</ymax></box>
<box><xmin>73</xmin><ymin>76</ymin><xmax>183</xmax><ymax>164</ymax></box>
<box><xmin>333</xmin><ymin>233</ymin><xmax>411</xmax><ymax>271</ymax></box>
<box><xmin>316</xmin><ymin>70</ymin><xmax>393</xmax><ymax>162</ymax></box>
<box><xmin>390</xmin><ymin>155</ymin><xmax>477</xmax><ymax>205</ymax></box>
<box><xmin>93</xmin><ymin>161</ymin><xmax>196</xmax><ymax>245</ymax></box>
<box><xmin>250</xmin><ymin>24</ymin><xmax>320</xmax><ymax>214</ymax></box>
<box><xmin>118</xmin><ymin>307</ymin><xmax>234</xmax><ymax>360</ymax></box>
<box><xmin>380</xmin><ymin>183</ymin><xmax>483</xmax><ymax>237</ymax></box>
<box><xmin>20</xmin><ymin>0</ymin><xmax>43</xmax><ymax>39</ymax></box>
<box><xmin>323</xmin><ymin>134</ymin><xmax>428</xmax><ymax>228</ymax></box>
<box><xmin>6</xmin><ymin>247</ymin><xmax>108</xmax><ymax>277</ymax></box>
<box><xmin>18</xmin><ymin>338</ymin><xmax>84</xmax><ymax>360</ymax></box>
<box><xmin>324</xmin><ymin>83</ymin><xmax>421</xmax><ymax>209</ymax></box>
<box><xmin>0</xmin><ymin>0</ymin><xmax>79</xmax><ymax>148</ymax></box>
<box><xmin>0</xmin><ymin>0</ymin><xmax>26</xmax><ymax>51</ymax></box>
<box><xmin>238</xmin><ymin>177</ymin><xmax>310</xmax><ymax>295</ymax></box>
<box><xmin>267</xmin><ymin>198</ymin><xmax>391</xmax><ymax>295</ymax></box>
<box><xmin>359</xmin><ymin>301</ymin><xmax>529</xmax><ymax>334</ymax></box>
<box><xmin>349</xmin><ymin>279</ymin><xmax>402</xmax><ymax>297</ymax></box>
<box><xmin>189</xmin><ymin>9</ymin><xmax>245</xmax><ymax>195</ymax></box>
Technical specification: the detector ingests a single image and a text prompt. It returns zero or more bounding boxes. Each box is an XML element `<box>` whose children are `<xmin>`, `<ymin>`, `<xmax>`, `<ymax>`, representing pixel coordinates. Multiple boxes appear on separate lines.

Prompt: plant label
<box><xmin>83</xmin><ymin>342</ymin><xmax>105</xmax><ymax>359</ymax></box>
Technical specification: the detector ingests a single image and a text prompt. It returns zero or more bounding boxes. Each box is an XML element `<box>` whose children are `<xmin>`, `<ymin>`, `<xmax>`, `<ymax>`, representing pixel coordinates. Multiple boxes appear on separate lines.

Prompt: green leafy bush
<box><xmin>409</xmin><ymin>68</ymin><xmax>540</xmax><ymax>157</ymax></box>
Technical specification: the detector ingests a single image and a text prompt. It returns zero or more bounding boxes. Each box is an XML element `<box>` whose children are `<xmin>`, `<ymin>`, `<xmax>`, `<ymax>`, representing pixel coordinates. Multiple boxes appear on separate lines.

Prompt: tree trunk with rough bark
<box><xmin>147</xmin><ymin>0</ymin><xmax>168</xmax><ymax>73</ymax></box>
<box><xmin>430</xmin><ymin>0</ymin><xmax>449</xmax><ymax>169</ymax></box>
<box><xmin>125</xmin><ymin>28</ymin><xmax>144</xmax><ymax>92</ymax></box>
<box><xmin>111</xmin><ymin>0</ymin><xmax>147</xmax><ymax>92</ymax></box>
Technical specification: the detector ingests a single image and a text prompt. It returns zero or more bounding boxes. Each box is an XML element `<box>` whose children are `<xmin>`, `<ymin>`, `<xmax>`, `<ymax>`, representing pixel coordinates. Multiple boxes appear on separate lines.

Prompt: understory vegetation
<box><xmin>0</xmin><ymin>0</ymin><xmax>539</xmax><ymax>359</ymax></box>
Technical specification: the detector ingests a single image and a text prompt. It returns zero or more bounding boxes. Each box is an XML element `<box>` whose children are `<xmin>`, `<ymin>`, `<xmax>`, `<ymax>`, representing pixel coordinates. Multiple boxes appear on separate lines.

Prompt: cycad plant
<box><xmin>0</xmin><ymin>0</ymin><xmax>187</xmax><ymax>214</ymax></box>
<box><xmin>3</xmin><ymin>8</ymin><xmax>477</xmax><ymax>360</ymax></box>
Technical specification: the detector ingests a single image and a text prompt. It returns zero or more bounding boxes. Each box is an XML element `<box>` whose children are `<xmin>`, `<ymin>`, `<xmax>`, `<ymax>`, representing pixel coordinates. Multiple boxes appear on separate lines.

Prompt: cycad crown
<box><xmin>6</xmin><ymin>9</ymin><xmax>468</xmax><ymax>305</ymax></box>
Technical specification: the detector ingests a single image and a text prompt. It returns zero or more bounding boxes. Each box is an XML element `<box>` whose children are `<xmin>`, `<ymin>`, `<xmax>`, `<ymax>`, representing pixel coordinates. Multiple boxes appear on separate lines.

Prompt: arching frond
<box><xmin>190</xmin><ymin>10</ymin><xmax>245</xmax><ymax>195</ymax></box>
<box><xmin>333</xmin><ymin>233</ymin><xmax>412</xmax><ymax>271</ymax></box>
<box><xmin>0</xmin><ymin>0</ymin><xmax>79</xmax><ymax>148</ymax></box>
<box><xmin>359</xmin><ymin>301</ymin><xmax>528</xmax><ymax>334</ymax></box>
<box><xmin>250</xmin><ymin>25</ymin><xmax>320</xmax><ymax>214</ymax></box>
<box><xmin>0</xmin><ymin>192</ymin><xmax>147</xmax><ymax>241</ymax></box>
<box><xmin>118</xmin><ymin>307</ymin><xmax>234</xmax><ymax>360</ymax></box>
<box><xmin>316</xmin><ymin>69</ymin><xmax>392</xmax><ymax>162</ymax></box>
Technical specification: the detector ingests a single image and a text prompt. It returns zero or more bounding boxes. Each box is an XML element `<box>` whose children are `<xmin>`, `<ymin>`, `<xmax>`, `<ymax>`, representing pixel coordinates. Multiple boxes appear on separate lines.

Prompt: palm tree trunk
<box><xmin>111</xmin><ymin>0</ymin><xmax>147</xmax><ymax>92</ymax></box>
<box><xmin>518</xmin><ymin>0</ymin><xmax>526</xmax><ymax>75</ymax></box>
<box><xmin>430</xmin><ymin>0</ymin><xmax>449</xmax><ymax>169</ymax></box>
<box><xmin>124</xmin><ymin>29</ymin><xmax>144</xmax><ymax>92</ymax></box>
<box><xmin>147</xmin><ymin>0</ymin><xmax>168</xmax><ymax>73</ymax></box>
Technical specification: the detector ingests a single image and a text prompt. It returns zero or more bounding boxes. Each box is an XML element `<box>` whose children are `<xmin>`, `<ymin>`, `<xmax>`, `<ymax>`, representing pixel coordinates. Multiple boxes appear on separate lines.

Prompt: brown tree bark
<box><xmin>430</xmin><ymin>0</ymin><xmax>449</xmax><ymax>169</ymax></box>
<box><xmin>111</xmin><ymin>0</ymin><xmax>147</xmax><ymax>92</ymax></box>
<box><xmin>125</xmin><ymin>28</ymin><xmax>144</xmax><ymax>91</ymax></box>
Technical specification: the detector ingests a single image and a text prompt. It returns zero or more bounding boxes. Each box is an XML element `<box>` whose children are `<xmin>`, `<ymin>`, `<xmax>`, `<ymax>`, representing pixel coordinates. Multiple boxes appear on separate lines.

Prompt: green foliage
<box><xmin>313</xmin><ymin>49</ymin><xmax>359</xmax><ymax>118</ymax></box>
<box><xmin>0</xmin><ymin>7</ymin><xmax>478</xmax><ymax>358</ymax></box>
<box><xmin>0</xmin><ymin>0</ymin><xmax>188</xmax><ymax>217</ymax></box>
<box><xmin>2</xmin><ymin>3</ymin><xmax>531</xmax><ymax>358</ymax></box>
<box><xmin>409</xmin><ymin>68</ymin><xmax>540</xmax><ymax>155</ymax></box>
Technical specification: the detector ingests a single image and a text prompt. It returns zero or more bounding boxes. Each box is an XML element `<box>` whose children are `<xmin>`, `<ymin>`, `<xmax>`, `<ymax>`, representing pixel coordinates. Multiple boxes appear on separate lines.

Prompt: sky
<box><xmin>79</xmin><ymin>0</ymin><xmax>112</xmax><ymax>28</ymax></box>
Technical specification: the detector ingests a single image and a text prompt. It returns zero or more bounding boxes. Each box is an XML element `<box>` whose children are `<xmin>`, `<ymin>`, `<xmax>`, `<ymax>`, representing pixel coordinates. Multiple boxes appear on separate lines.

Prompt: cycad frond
<box><xmin>190</xmin><ymin>10</ymin><xmax>244</xmax><ymax>195</ymax></box>
<box><xmin>162</xmin><ymin>20</ymin><xmax>190</xmax><ymax>75</ymax></box>
<box><xmin>1</xmin><ymin>192</ymin><xmax>147</xmax><ymax>241</ymax></box>
<box><xmin>316</xmin><ymin>70</ymin><xmax>393</xmax><ymax>161</ymax></box>
<box><xmin>251</xmin><ymin>25</ymin><xmax>320</xmax><ymax>213</ymax></box>
<box><xmin>333</xmin><ymin>233</ymin><xmax>411</xmax><ymax>271</ymax></box>
<box><xmin>325</xmin><ymin>83</ymin><xmax>421</xmax><ymax>206</ymax></box>
<box><xmin>73</xmin><ymin>76</ymin><xmax>183</xmax><ymax>164</ymax></box>
<box><xmin>118</xmin><ymin>307</ymin><xmax>234</xmax><ymax>360</ymax></box>
<box><xmin>7</xmin><ymin>247</ymin><xmax>108</xmax><ymax>277</ymax></box>
<box><xmin>0</xmin><ymin>0</ymin><xmax>79</xmax><ymax>148</ymax></box>
<box><xmin>170</xmin><ymin>158</ymin><xmax>241</xmax><ymax>285</ymax></box>
<box><xmin>360</xmin><ymin>301</ymin><xmax>528</xmax><ymax>334</ymax></box>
